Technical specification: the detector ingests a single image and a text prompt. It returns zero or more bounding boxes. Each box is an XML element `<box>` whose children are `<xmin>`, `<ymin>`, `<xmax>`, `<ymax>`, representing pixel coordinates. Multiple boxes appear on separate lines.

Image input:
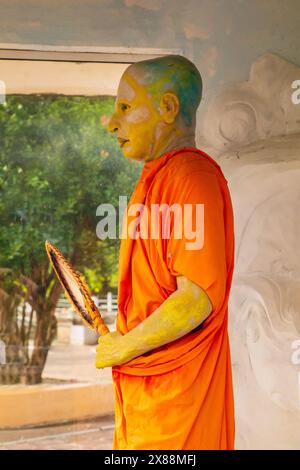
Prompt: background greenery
<box><xmin>0</xmin><ymin>94</ymin><xmax>142</xmax><ymax>383</ymax></box>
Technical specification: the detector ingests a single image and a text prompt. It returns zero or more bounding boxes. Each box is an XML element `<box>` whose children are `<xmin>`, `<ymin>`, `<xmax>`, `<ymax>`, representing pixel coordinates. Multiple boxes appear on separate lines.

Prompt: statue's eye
<box><xmin>120</xmin><ymin>103</ymin><xmax>130</xmax><ymax>112</ymax></box>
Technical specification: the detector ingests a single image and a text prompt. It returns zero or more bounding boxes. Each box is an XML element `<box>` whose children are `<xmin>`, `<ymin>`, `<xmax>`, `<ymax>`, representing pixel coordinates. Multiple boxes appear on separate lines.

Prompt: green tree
<box><xmin>0</xmin><ymin>95</ymin><xmax>141</xmax><ymax>384</ymax></box>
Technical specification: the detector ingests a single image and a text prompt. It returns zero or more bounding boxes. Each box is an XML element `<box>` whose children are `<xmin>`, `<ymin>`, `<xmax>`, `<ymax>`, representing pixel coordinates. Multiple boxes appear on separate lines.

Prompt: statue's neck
<box><xmin>148</xmin><ymin>129</ymin><xmax>196</xmax><ymax>162</ymax></box>
<box><xmin>162</xmin><ymin>134</ymin><xmax>196</xmax><ymax>155</ymax></box>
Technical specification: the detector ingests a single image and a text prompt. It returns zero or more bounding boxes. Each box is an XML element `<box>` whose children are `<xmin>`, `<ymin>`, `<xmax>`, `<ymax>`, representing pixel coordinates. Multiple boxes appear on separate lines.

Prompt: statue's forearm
<box><xmin>121</xmin><ymin>278</ymin><xmax>212</xmax><ymax>364</ymax></box>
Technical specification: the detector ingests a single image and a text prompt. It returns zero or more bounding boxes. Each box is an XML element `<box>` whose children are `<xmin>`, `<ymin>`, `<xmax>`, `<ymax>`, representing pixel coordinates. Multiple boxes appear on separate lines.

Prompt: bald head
<box><xmin>108</xmin><ymin>55</ymin><xmax>201</xmax><ymax>162</ymax></box>
<box><xmin>123</xmin><ymin>55</ymin><xmax>202</xmax><ymax>128</ymax></box>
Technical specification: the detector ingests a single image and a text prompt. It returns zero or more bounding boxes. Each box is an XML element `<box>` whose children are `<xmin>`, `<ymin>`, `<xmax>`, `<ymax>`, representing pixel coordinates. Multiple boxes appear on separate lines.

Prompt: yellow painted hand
<box><xmin>95</xmin><ymin>330</ymin><xmax>132</xmax><ymax>369</ymax></box>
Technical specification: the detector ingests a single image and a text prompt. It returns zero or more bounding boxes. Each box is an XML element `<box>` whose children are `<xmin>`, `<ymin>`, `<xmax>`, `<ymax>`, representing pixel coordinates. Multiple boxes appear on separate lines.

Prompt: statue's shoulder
<box><xmin>164</xmin><ymin>148</ymin><xmax>219</xmax><ymax>176</ymax></box>
<box><xmin>149</xmin><ymin>149</ymin><xmax>225</xmax><ymax>201</ymax></box>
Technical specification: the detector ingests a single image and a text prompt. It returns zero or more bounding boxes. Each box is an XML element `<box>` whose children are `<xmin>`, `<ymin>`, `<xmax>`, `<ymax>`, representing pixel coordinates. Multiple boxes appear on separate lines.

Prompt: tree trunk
<box><xmin>0</xmin><ymin>271</ymin><xmax>62</xmax><ymax>385</ymax></box>
<box><xmin>27</xmin><ymin>279</ymin><xmax>61</xmax><ymax>384</ymax></box>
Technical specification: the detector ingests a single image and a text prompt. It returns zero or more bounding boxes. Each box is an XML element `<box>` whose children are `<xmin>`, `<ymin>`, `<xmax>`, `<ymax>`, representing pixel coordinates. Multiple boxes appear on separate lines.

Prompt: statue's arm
<box><xmin>95</xmin><ymin>275</ymin><xmax>212</xmax><ymax>368</ymax></box>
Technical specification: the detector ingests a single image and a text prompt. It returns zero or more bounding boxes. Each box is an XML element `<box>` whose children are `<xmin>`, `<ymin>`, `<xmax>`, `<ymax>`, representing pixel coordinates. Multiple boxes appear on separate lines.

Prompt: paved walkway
<box><xmin>0</xmin><ymin>342</ymin><xmax>115</xmax><ymax>450</ymax></box>
<box><xmin>42</xmin><ymin>342</ymin><xmax>113</xmax><ymax>384</ymax></box>
<box><xmin>0</xmin><ymin>415</ymin><xmax>115</xmax><ymax>450</ymax></box>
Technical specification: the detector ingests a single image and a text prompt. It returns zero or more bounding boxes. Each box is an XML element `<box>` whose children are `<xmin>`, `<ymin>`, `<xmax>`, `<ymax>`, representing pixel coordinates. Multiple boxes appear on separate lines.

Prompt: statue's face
<box><xmin>108</xmin><ymin>72</ymin><xmax>168</xmax><ymax>162</ymax></box>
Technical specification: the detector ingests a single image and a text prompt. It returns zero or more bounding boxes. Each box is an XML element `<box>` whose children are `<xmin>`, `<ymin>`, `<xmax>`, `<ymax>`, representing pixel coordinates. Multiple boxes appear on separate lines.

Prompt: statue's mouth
<box><xmin>118</xmin><ymin>138</ymin><xmax>129</xmax><ymax>148</ymax></box>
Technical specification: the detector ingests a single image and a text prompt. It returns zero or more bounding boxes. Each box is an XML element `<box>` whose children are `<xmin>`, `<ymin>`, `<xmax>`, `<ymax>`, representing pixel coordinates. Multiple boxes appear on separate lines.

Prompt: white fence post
<box><xmin>0</xmin><ymin>80</ymin><xmax>6</xmax><ymax>105</ymax></box>
<box><xmin>0</xmin><ymin>340</ymin><xmax>6</xmax><ymax>364</ymax></box>
<box><xmin>107</xmin><ymin>291</ymin><xmax>112</xmax><ymax>316</ymax></box>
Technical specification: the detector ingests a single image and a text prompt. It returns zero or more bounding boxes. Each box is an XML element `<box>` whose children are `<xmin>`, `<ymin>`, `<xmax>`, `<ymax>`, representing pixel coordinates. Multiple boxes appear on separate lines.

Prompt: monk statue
<box><xmin>95</xmin><ymin>55</ymin><xmax>235</xmax><ymax>450</ymax></box>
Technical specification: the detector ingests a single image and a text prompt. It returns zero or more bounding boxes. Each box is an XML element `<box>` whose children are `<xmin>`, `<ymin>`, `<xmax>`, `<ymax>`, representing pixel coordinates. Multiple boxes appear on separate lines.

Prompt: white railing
<box><xmin>55</xmin><ymin>292</ymin><xmax>118</xmax><ymax>325</ymax></box>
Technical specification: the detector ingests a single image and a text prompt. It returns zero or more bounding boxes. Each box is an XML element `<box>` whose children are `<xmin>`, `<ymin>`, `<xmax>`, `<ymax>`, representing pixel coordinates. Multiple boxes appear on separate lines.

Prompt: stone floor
<box><xmin>0</xmin><ymin>415</ymin><xmax>115</xmax><ymax>450</ymax></box>
<box><xmin>42</xmin><ymin>342</ymin><xmax>113</xmax><ymax>384</ymax></box>
<box><xmin>0</xmin><ymin>342</ymin><xmax>115</xmax><ymax>450</ymax></box>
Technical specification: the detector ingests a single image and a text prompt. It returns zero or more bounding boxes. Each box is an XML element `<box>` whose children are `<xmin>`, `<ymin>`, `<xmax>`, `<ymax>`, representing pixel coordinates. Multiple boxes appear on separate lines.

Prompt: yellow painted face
<box><xmin>108</xmin><ymin>73</ymin><xmax>166</xmax><ymax>162</ymax></box>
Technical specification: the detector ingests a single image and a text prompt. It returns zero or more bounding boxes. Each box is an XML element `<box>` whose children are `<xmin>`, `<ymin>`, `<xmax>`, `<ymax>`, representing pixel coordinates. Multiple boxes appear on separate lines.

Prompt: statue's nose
<box><xmin>108</xmin><ymin>115</ymin><xmax>119</xmax><ymax>134</ymax></box>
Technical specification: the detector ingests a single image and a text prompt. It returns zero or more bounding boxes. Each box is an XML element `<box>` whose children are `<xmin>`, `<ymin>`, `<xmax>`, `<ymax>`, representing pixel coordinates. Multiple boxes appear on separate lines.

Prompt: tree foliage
<box><xmin>0</xmin><ymin>94</ymin><xmax>141</xmax><ymax>383</ymax></box>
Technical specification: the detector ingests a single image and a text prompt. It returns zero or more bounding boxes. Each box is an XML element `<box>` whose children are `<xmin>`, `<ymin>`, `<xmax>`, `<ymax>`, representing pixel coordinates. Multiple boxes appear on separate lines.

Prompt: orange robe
<box><xmin>112</xmin><ymin>147</ymin><xmax>235</xmax><ymax>450</ymax></box>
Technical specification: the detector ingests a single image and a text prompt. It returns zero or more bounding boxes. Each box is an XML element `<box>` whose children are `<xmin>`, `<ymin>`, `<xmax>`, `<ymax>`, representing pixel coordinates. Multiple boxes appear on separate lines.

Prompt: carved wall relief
<box><xmin>198</xmin><ymin>54</ymin><xmax>300</xmax><ymax>449</ymax></box>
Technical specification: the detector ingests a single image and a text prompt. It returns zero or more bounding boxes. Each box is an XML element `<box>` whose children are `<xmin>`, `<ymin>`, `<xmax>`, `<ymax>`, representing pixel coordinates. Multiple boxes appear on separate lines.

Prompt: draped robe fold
<box><xmin>112</xmin><ymin>147</ymin><xmax>235</xmax><ymax>450</ymax></box>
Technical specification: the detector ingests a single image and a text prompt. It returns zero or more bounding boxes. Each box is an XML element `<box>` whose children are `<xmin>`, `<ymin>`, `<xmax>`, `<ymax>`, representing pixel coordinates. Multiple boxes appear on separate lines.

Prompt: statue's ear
<box><xmin>159</xmin><ymin>92</ymin><xmax>180</xmax><ymax>124</ymax></box>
